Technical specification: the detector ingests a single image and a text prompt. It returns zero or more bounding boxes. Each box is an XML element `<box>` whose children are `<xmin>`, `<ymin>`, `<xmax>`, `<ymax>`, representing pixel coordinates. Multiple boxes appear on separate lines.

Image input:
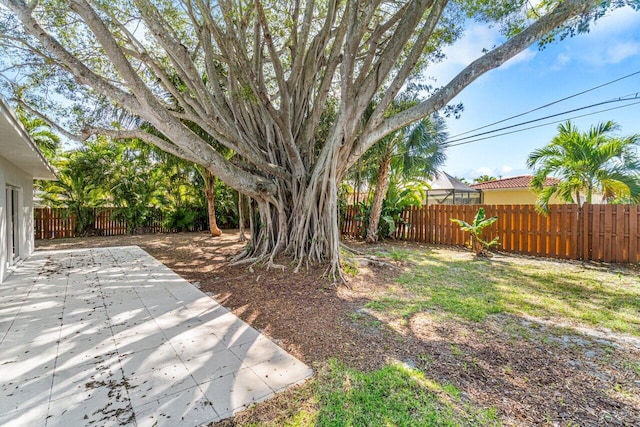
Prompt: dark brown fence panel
<box><xmin>583</xmin><ymin>204</ymin><xmax>640</xmax><ymax>263</ymax></box>
<box><xmin>34</xmin><ymin>207</ymin><xmax>209</xmax><ymax>239</ymax></box>
<box><xmin>341</xmin><ymin>205</ymin><xmax>362</xmax><ymax>237</ymax></box>
<box><xmin>34</xmin><ymin>208</ymin><xmax>76</xmax><ymax>239</ymax></box>
<box><xmin>629</xmin><ymin>205</ymin><xmax>640</xmax><ymax>262</ymax></box>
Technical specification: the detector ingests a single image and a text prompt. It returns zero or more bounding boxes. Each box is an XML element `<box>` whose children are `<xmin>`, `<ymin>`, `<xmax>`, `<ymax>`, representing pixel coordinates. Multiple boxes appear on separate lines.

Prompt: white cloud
<box><xmin>556</xmin><ymin>53</ymin><xmax>571</xmax><ymax>66</ymax></box>
<box><xmin>445</xmin><ymin>25</ymin><xmax>499</xmax><ymax>66</ymax></box>
<box><xmin>500</xmin><ymin>165</ymin><xmax>513</xmax><ymax>175</ymax></box>
<box><xmin>587</xmin><ymin>6</ymin><xmax>640</xmax><ymax>38</ymax></box>
<box><xmin>606</xmin><ymin>41</ymin><xmax>640</xmax><ymax>64</ymax></box>
<box><xmin>428</xmin><ymin>6</ymin><xmax>640</xmax><ymax>81</ymax></box>
<box><xmin>502</xmin><ymin>48</ymin><xmax>537</xmax><ymax>69</ymax></box>
<box><xmin>476</xmin><ymin>167</ymin><xmax>494</xmax><ymax>176</ymax></box>
<box><xmin>428</xmin><ymin>23</ymin><xmax>540</xmax><ymax>83</ymax></box>
<box><xmin>427</xmin><ymin>24</ymin><xmax>501</xmax><ymax>84</ymax></box>
<box><xmin>561</xmin><ymin>6</ymin><xmax>640</xmax><ymax>67</ymax></box>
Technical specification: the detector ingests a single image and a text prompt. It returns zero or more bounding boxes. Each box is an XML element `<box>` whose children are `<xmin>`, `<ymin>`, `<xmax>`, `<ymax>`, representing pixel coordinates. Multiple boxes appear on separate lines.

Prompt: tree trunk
<box><xmin>365</xmin><ymin>153</ymin><xmax>392</xmax><ymax>243</ymax></box>
<box><xmin>472</xmin><ymin>236</ymin><xmax>488</xmax><ymax>257</ymax></box>
<box><xmin>238</xmin><ymin>193</ymin><xmax>246</xmax><ymax>242</ymax></box>
<box><xmin>355</xmin><ymin>159</ymin><xmax>361</xmax><ymax>205</ymax></box>
<box><xmin>204</xmin><ymin>170</ymin><xmax>222</xmax><ymax>237</ymax></box>
<box><xmin>232</xmin><ymin>147</ymin><xmax>344</xmax><ymax>280</ymax></box>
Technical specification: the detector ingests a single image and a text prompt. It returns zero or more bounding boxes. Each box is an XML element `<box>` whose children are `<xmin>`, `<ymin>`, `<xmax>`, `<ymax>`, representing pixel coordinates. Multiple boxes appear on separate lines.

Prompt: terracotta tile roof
<box><xmin>470</xmin><ymin>175</ymin><xmax>560</xmax><ymax>190</ymax></box>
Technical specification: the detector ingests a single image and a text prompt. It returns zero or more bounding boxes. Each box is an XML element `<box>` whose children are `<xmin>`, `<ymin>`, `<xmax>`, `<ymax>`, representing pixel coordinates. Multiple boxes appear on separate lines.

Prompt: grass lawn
<box><xmin>369</xmin><ymin>246</ymin><xmax>640</xmax><ymax>335</ymax></box>
<box><xmin>256</xmin><ymin>360</ymin><xmax>500</xmax><ymax>427</ymax></box>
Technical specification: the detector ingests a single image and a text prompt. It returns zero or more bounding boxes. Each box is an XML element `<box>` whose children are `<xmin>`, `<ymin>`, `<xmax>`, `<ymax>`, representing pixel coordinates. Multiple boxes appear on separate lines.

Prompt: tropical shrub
<box><xmin>214</xmin><ymin>183</ymin><xmax>239</xmax><ymax>228</ymax></box>
<box><xmin>451</xmin><ymin>208</ymin><xmax>499</xmax><ymax>257</ymax></box>
<box><xmin>163</xmin><ymin>207</ymin><xmax>198</xmax><ymax>232</ymax></box>
<box><xmin>378</xmin><ymin>185</ymin><xmax>423</xmax><ymax>239</ymax></box>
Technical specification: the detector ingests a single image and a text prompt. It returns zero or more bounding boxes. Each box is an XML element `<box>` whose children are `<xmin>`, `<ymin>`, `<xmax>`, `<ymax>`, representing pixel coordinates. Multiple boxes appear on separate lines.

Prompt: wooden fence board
<box><xmin>629</xmin><ymin>205</ymin><xmax>640</xmax><ymax>262</ymax></box>
<box><xmin>570</xmin><ymin>205</ymin><xmax>578</xmax><ymax>259</ymax></box>
<box><xmin>616</xmin><ymin>205</ymin><xmax>625</xmax><ymax>262</ymax></box>
<box><xmin>39</xmin><ymin>203</ymin><xmax>639</xmax><ymax>265</ymax></box>
<box><xmin>339</xmin><ymin>203</ymin><xmax>638</xmax><ymax>264</ymax></box>
<box><xmin>591</xmin><ymin>205</ymin><xmax>600</xmax><ymax>261</ymax></box>
<box><xmin>603</xmin><ymin>205</ymin><xmax>612</xmax><ymax>262</ymax></box>
<box><xmin>34</xmin><ymin>207</ymin><xmax>208</xmax><ymax>239</ymax></box>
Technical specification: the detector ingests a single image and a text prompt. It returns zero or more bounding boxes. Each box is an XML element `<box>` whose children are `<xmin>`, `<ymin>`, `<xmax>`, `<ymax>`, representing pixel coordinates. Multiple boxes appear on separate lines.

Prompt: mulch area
<box><xmin>36</xmin><ymin>232</ymin><xmax>640</xmax><ymax>426</ymax></box>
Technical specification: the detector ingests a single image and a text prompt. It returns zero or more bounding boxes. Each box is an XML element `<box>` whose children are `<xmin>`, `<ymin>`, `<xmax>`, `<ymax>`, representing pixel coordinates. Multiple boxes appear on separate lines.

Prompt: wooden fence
<box><xmin>341</xmin><ymin>204</ymin><xmax>640</xmax><ymax>264</ymax></box>
<box><xmin>34</xmin><ymin>207</ymin><xmax>208</xmax><ymax>240</ymax></box>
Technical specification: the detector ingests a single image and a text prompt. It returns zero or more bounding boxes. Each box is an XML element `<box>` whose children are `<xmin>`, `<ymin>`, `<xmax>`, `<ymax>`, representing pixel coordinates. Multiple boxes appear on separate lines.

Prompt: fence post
<box><xmin>630</xmin><ymin>205</ymin><xmax>639</xmax><ymax>263</ymax></box>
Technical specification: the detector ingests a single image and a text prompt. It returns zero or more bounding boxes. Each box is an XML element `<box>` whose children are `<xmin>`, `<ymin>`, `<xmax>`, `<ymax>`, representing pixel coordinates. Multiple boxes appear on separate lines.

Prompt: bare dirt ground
<box><xmin>36</xmin><ymin>232</ymin><xmax>640</xmax><ymax>426</ymax></box>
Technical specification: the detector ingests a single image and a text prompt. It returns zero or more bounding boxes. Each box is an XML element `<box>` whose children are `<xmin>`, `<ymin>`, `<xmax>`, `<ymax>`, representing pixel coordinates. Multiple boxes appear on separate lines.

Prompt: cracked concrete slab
<box><xmin>0</xmin><ymin>246</ymin><xmax>312</xmax><ymax>426</ymax></box>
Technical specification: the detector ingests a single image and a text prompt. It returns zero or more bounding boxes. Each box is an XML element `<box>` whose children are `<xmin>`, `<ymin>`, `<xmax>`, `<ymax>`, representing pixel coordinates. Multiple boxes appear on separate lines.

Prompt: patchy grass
<box><xmin>372</xmin><ymin>247</ymin><xmax>640</xmax><ymax>335</ymax></box>
<box><xmin>339</xmin><ymin>248</ymin><xmax>360</xmax><ymax>277</ymax></box>
<box><xmin>624</xmin><ymin>360</ymin><xmax>640</xmax><ymax>377</ymax></box>
<box><xmin>249</xmin><ymin>360</ymin><xmax>499</xmax><ymax>427</ymax></box>
<box><xmin>348</xmin><ymin>311</ymin><xmax>382</xmax><ymax>330</ymax></box>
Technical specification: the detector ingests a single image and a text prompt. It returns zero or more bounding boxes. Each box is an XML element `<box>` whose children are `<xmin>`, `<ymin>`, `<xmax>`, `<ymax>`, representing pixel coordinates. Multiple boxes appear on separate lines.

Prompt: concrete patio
<box><xmin>0</xmin><ymin>246</ymin><xmax>312</xmax><ymax>426</ymax></box>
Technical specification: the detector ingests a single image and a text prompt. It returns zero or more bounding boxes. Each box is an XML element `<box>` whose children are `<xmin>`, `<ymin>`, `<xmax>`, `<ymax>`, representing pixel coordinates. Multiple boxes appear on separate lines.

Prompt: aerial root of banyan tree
<box><xmin>230</xmin><ymin>152</ymin><xmax>345</xmax><ymax>282</ymax></box>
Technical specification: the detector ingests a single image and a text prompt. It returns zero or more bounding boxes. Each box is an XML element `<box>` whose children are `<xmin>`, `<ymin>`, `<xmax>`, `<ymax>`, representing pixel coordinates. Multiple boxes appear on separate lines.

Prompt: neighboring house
<box><xmin>470</xmin><ymin>175</ymin><xmax>565</xmax><ymax>205</ymax></box>
<box><xmin>426</xmin><ymin>172</ymin><xmax>481</xmax><ymax>205</ymax></box>
<box><xmin>0</xmin><ymin>98</ymin><xmax>56</xmax><ymax>282</ymax></box>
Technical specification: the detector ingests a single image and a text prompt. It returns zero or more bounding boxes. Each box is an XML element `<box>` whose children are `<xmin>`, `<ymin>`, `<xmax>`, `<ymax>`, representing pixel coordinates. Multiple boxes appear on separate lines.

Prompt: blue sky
<box><xmin>429</xmin><ymin>6</ymin><xmax>640</xmax><ymax>181</ymax></box>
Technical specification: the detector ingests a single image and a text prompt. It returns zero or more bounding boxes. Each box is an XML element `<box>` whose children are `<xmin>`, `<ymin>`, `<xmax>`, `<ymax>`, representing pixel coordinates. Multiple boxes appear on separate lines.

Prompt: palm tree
<box><xmin>473</xmin><ymin>174</ymin><xmax>497</xmax><ymax>183</ymax></box>
<box><xmin>527</xmin><ymin>121</ymin><xmax>640</xmax><ymax>212</ymax></box>
<box><xmin>365</xmin><ymin>114</ymin><xmax>447</xmax><ymax>242</ymax></box>
<box><xmin>39</xmin><ymin>141</ymin><xmax>115</xmax><ymax>234</ymax></box>
<box><xmin>18</xmin><ymin>113</ymin><xmax>60</xmax><ymax>161</ymax></box>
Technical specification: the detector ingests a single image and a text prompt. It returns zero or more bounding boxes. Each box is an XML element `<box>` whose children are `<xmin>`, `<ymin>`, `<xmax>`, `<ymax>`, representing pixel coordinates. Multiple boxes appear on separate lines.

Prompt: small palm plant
<box><xmin>451</xmin><ymin>208</ymin><xmax>499</xmax><ymax>257</ymax></box>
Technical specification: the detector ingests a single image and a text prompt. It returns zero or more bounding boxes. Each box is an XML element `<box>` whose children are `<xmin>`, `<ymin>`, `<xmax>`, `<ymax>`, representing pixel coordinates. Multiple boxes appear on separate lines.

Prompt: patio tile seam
<box><xmin>3</xmin><ymin>246</ymin><xmax>313</xmax><ymax>427</ymax></box>
<box><xmin>0</xmin><ymin>282</ymin><xmax>35</xmax><ymax>346</ymax></box>
<box><xmin>44</xmin><ymin>250</ymin><xmax>134</xmax><ymax>424</ymax></box>
<box><xmin>105</xmin><ymin>247</ymin><xmax>220</xmax><ymax>421</ymax></box>
<box><xmin>0</xmin><ymin>258</ymin><xmax>52</xmax><ymax>346</ymax></box>
<box><xmin>127</xmin><ymin>251</ymin><xmax>309</xmax><ymax>415</ymax></box>
<box><xmin>91</xmin><ymin>251</ymin><xmax>139</xmax><ymax>426</ymax></box>
<box><xmin>44</xmin><ymin>255</ymin><xmax>71</xmax><ymax>427</ymax></box>
<box><xmin>129</xmin><ymin>278</ymin><xmax>222</xmax><ymax>419</ymax></box>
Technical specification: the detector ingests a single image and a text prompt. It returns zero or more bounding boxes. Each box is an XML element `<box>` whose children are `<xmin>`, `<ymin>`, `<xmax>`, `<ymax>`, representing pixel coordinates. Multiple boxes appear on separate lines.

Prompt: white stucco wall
<box><xmin>0</xmin><ymin>155</ymin><xmax>35</xmax><ymax>282</ymax></box>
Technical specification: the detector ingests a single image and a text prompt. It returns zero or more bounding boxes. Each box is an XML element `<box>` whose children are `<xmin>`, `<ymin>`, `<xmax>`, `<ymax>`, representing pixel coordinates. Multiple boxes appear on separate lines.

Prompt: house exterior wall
<box><xmin>0</xmin><ymin>155</ymin><xmax>34</xmax><ymax>282</ymax></box>
<box><xmin>481</xmin><ymin>189</ymin><xmax>565</xmax><ymax>205</ymax></box>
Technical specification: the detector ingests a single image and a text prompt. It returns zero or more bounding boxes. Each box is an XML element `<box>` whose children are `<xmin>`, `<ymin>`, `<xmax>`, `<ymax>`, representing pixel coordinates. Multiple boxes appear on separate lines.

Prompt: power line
<box><xmin>445</xmin><ymin>93</ymin><xmax>640</xmax><ymax>145</ymax></box>
<box><xmin>448</xmin><ymin>69</ymin><xmax>640</xmax><ymax>139</ymax></box>
<box><xmin>444</xmin><ymin>100</ymin><xmax>640</xmax><ymax>148</ymax></box>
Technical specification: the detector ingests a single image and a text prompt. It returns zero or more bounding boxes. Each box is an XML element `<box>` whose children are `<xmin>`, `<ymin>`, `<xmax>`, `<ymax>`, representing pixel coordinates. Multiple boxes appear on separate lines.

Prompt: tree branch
<box><xmin>12</xmin><ymin>98</ymin><xmax>81</xmax><ymax>141</ymax></box>
<box><xmin>351</xmin><ymin>0</ymin><xmax>602</xmax><ymax>169</ymax></box>
<box><xmin>3</xmin><ymin>0</ymin><xmax>140</xmax><ymax>111</ymax></box>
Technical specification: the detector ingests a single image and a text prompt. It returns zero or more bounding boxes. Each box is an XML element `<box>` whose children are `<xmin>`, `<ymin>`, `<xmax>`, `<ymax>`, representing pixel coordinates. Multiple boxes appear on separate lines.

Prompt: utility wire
<box><xmin>389</xmin><ymin>96</ymin><xmax>639</xmax><ymax>158</ymax></box>
<box><xmin>447</xmin><ymin>69</ymin><xmax>640</xmax><ymax>139</ymax></box>
<box><xmin>445</xmin><ymin>93</ymin><xmax>640</xmax><ymax>144</ymax></box>
<box><xmin>444</xmin><ymin>100</ymin><xmax>640</xmax><ymax>148</ymax></box>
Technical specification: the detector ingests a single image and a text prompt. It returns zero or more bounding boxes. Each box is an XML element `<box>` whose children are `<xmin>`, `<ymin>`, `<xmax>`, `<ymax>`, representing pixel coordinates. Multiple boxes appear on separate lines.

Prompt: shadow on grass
<box><xmin>371</xmin><ymin>247</ymin><xmax>640</xmax><ymax>336</ymax></box>
<box><xmin>310</xmin><ymin>360</ymin><xmax>498</xmax><ymax>427</ymax></box>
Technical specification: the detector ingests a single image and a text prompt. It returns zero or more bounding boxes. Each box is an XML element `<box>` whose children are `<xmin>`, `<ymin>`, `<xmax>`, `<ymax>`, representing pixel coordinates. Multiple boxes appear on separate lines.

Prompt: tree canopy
<box><xmin>1</xmin><ymin>0</ymin><xmax>632</xmax><ymax>277</ymax></box>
